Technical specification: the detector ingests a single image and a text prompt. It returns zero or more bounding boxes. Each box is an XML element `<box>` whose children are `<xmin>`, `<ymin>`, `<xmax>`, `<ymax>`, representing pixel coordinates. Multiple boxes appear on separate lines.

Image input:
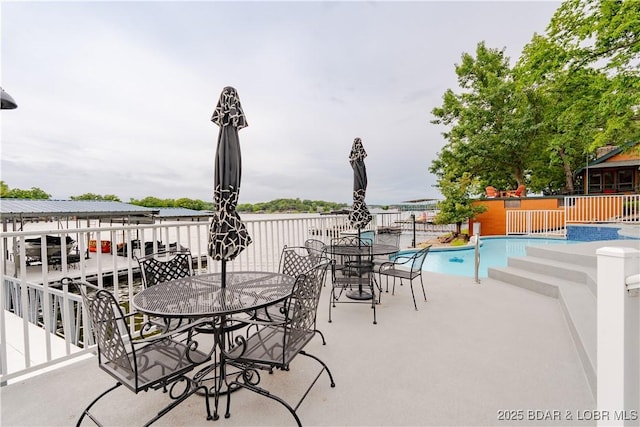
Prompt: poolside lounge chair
<box><xmin>505</xmin><ymin>184</ymin><xmax>526</xmax><ymax>197</ymax></box>
<box><xmin>485</xmin><ymin>186</ymin><xmax>499</xmax><ymax>198</ymax></box>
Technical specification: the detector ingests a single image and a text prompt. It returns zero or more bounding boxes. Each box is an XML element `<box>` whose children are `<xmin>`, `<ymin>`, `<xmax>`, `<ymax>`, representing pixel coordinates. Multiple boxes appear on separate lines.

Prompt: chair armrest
<box><xmin>132</xmin><ymin>318</ymin><xmax>212</xmax><ymax>344</ymax></box>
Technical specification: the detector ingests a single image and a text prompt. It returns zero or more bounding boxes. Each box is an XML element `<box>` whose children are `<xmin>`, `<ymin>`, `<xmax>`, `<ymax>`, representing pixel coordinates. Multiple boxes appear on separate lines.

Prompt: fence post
<box><xmin>596</xmin><ymin>246</ymin><xmax>640</xmax><ymax>426</ymax></box>
<box><xmin>411</xmin><ymin>214</ymin><xmax>415</xmax><ymax>248</ymax></box>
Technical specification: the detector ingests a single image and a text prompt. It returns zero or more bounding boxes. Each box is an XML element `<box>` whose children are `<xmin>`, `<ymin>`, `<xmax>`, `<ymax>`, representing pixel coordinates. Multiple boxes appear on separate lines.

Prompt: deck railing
<box><xmin>505</xmin><ymin>210</ymin><xmax>566</xmax><ymax>237</ymax></box>
<box><xmin>565</xmin><ymin>194</ymin><xmax>640</xmax><ymax>224</ymax></box>
<box><xmin>506</xmin><ymin>194</ymin><xmax>640</xmax><ymax>236</ymax></box>
<box><xmin>1</xmin><ymin>213</ymin><xmax>394</xmax><ymax>384</ymax></box>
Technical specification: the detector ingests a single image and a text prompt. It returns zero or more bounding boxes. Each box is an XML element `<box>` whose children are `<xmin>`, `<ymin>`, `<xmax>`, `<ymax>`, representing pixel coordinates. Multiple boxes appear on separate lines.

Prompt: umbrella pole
<box><xmin>221</xmin><ymin>259</ymin><xmax>226</xmax><ymax>289</ymax></box>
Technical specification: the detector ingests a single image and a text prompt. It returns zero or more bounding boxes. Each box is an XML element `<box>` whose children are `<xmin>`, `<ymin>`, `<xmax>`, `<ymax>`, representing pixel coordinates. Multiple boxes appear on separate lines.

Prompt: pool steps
<box><xmin>488</xmin><ymin>246</ymin><xmax>597</xmax><ymax>398</ymax></box>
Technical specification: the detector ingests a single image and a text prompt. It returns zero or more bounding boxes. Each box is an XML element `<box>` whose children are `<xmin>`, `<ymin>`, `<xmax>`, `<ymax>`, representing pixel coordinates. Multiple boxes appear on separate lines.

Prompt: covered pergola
<box><xmin>0</xmin><ymin>199</ymin><xmax>159</xmax><ymax>231</ymax></box>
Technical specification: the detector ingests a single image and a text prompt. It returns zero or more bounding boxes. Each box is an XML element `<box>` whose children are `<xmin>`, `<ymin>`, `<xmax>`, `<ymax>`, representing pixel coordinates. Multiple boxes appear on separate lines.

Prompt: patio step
<box><xmin>524</xmin><ymin>244</ymin><xmax>597</xmax><ymax>268</ymax></box>
<box><xmin>506</xmin><ymin>255</ymin><xmax>596</xmax><ymax>296</ymax></box>
<box><xmin>488</xmin><ymin>265</ymin><xmax>596</xmax><ymax>397</ymax></box>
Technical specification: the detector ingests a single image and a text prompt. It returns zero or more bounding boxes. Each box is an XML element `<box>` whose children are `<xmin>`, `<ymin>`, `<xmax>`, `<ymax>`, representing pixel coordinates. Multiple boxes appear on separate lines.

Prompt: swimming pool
<box><xmin>398</xmin><ymin>237</ymin><xmax>579</xmax><ymax>278</ymax></box>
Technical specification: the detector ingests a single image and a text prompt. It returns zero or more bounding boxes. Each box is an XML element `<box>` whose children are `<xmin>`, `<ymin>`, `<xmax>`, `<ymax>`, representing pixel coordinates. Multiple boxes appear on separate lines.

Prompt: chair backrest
<box><xmin>485</xmin><ymin>186</ymin><xmax>498</xmax><ymax>198</ymax></box>
<box><xmin>136</xmin><ymin>250</ymin><xmax>193</xmax><ymax>288</ymax></box>
<box><xmin>284</xmin><ymin>260</ymin><xmax>330</xmax><ymax>345</ymax></box>
<box><xmin>63</xmin><ymin>279</ymin><xmax>135</xmax><ymax>376</ymax></box>
<box><xmin>375</xmin><ymin>231</ymin><xmax>400</xmax><ymax>248</ymax></box>
<box><xmin>330</xmin><ymin>235</ymin><xmax>371</xmax><ymax>247</ymax></box>
<box><xmin>303</xmin><ymin>239</ymin><xmax>326</xmax><ymax>262</ymax></box>
<box><xmin>514</xmin><ymin>184</ymin><xmax>526</xmax><ymax>196</ymax></box>
<box><xmin>359</xmin><ymin>230</ymin><xmax>375</xmax><ymax>245</ymax></box>
<box><xmin>279</xmin><ymin>246</ymin><xmax>316</xmax><ymax>277</ymax></box>
<box><xmin>409</xmin><ymin>245</ymin><xmax>431</xmax><ymax>272</ymax></box>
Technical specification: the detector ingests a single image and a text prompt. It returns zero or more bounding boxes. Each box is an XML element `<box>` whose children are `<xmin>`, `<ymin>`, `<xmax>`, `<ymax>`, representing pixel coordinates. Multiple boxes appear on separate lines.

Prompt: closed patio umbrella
<box><xmin>208</xmin><ymin>86</ymin><xmax>252</xmax><ymax>287</ymax></box>
<box><xmin>1</xmin><ymin>87</ymin><xmax>17</xmax><ymax>109</ymax></box>
<box><xmin>348</xmin><ymin>137</ymin><xmax>372</xmax><ymax>232</ymax></box>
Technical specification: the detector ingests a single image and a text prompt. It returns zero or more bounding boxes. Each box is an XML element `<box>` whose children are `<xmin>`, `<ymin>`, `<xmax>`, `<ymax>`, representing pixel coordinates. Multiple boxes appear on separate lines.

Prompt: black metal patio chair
<box><xmin>62</xmin><ymin>278</ymin><xmax>213</xmax><ymax>427</ymax></box>
<box><xmin>224</xmin><ymin>263</ymin><xmax>335</xmax><ymax>426</ymax></box>
<box><xmin>378</xmin><ymin>245</ymin><xmax>431</xmax><ymax>310</ymax></box>
<box><xmin>136</xmin><ymin>250</ymin><xmax>193</xmax><ymax>288</ymax></box>
<box><xmin>253</xmin><ymin>246</ymin><xmax>329</xmax><ymax>345</ymax></box>
<box><xmin>328</xmin><ymin>236</ymin><xmax>377</xmax><ymax>324</ymax></box>
<box><xmin>136</xmin><ymin>250</ymin><xmax>194</xmax><ymax>332</ymax></box>
<box><xmin>303</xmin><ymin>238</ymin><xmax>327</xmax><ymax>264</ymax></box>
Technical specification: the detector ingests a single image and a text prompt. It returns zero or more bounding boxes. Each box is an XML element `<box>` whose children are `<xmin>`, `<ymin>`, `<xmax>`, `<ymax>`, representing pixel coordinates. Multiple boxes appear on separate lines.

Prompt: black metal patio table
<box><xmin>328</xmin><ymin>243</ymin><xmax>399</xmax><ymax>300</ymax></box>
<box><xmin>132</xmin><ymin>271</ymin><xmax>296</xmax><ymax>420</ymax></box>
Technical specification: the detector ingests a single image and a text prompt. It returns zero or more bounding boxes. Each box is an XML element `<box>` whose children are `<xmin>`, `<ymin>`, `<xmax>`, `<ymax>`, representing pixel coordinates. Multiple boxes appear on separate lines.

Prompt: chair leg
<box><xmin>314</xmin><ymin>328</ymin><xmax>327</xmax><ymax>345</ymax></box>
<box><xmin>420</xmin><ymin>275</ymin><xmax>427</xmax><ymax>301</ymax></box>
<box><xmin>77</xmin><ymin>382</ymin><xmax>122</xmax><ymax>427</ymax></box>
<box><xmin>371</xmin><ymin>274</ymin><xmax>382</xmax><ymax>304</ymax></box>
<box><xmin>370</xmin><ymin>277</ymin><xmax>377</xmax><ymax>325</ymax></box>
<box><xmin>409</xmin><ymin>280</ymin><xmax>418</xmax><ymax>310</ymax></box>
<box><xmin>329</xmin><ymin>283</ymin><xmax>340</xmax><ymax>323</ymax></box>
<box><xmin>144</xmin><ymin>377</ymin><xmax>213</xmax><ymax>426</ymax></box>
<box><xmin>227</xmin><ymin>363</ymin><xmax>319</xmax><ymax>427</ymax></box>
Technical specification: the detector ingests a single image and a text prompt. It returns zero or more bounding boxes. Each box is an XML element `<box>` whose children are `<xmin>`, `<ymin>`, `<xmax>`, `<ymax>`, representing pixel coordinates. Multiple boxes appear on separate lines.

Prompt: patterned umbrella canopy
<box><xmin>208</xmin><ymin>87</ymin><xmax>252</xmax><ymax>264</ymax></box>
<box><xmin>348</xmin><ymin>137</ymin><xmax>372</xmax><ymax>230</ymax></box>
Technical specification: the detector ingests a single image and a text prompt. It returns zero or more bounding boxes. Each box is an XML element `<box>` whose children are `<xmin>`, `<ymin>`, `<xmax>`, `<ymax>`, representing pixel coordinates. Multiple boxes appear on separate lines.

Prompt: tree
<box><xmin>431</xmin><ymin>1</ymin><xmax>640</xmax><ymax>196</ymax></box>
<box><xmin>70</xmin><ymin>193</ymin><xmax>121</xmax><ymax>201</ymax></box>
<box><xmin>174</xmin><ymin>198</ymin><xmax>208</xmax><ymax>210</ymax></box>
<box><xmin>433</xmin><ymin>173</ymin><xmax>487</xmax><ymax>237</ymax></box>
<box><xmin>515</xmin><ymin>0</ymin><xmax>640</xmax><ymax>193</ymax></box>
<box><xmin>0</xmin><ymin>182</ymin><xmax>51</xmax><ymax>199</ymax></box>
<box><xmin>431</xmin><ymin>42</ymin><xmax>539</xmax><ymax>194</ymax></box>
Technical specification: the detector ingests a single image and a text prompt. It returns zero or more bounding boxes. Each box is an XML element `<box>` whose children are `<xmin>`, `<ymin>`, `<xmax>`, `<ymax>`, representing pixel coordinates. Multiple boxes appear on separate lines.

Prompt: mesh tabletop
<box><xmin>132</xmin><ymin>271</ymin><xmax>295</xmax><ymax>318</ymax></box>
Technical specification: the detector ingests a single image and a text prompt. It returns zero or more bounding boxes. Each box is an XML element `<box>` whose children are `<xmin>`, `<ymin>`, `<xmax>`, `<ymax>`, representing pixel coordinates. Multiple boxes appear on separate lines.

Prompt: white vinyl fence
<box><xmin>1</xmin><ymin>213</ymin><xmax>389</xmax><ymax>384</ymax></box>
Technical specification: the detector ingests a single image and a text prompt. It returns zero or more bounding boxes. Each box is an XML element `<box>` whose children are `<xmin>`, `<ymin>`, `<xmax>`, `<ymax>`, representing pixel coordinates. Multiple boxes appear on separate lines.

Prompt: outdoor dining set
<box><xmin>65</xmin><ymin>229</ymin><xmax>432</xmax><ymax>426</ymax></box>
<box><xmin>63</xmin><ymin>86</ymin><xmax>432</xmax><ymax>426</ymax></box>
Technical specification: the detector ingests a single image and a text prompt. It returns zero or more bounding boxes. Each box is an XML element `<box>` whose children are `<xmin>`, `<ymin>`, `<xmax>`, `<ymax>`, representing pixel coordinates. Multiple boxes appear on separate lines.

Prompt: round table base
<box><xmin>346</xmin><ymin>290</ymin><xmax>373</xmax><ymax>300</ymax></box>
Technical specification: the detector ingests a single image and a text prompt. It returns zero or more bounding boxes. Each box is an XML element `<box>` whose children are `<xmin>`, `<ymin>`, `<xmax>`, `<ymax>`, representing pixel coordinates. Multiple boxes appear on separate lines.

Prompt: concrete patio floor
<box><xmin>1</xmin><ymin>267</ymin><xmax>596</xmax><ymax>427</ymax></box>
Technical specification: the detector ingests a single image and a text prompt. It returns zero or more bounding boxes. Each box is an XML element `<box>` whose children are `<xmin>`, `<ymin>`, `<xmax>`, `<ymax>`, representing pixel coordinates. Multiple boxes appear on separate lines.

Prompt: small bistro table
<box><xmin>132</xmin><ymin>271</ymin><xmax>296</xmax><ymax>420</ymax></box>
<box><xmin>328</xmin><ymin>243</ymin><xmax>399</xmax><ymax>300</ymax></box>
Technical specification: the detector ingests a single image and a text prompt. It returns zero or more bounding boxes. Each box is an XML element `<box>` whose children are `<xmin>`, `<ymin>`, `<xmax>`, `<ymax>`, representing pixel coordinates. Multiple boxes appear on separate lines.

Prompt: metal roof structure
<box><xmin>0</xmin><ymin>199</ymin><xmax>158</xmax><ymax>220</ymax></box>
<box><xmin>155</xmin><ymin>208</ymin><xmax>212</xmax><ymax>221</ymax></box>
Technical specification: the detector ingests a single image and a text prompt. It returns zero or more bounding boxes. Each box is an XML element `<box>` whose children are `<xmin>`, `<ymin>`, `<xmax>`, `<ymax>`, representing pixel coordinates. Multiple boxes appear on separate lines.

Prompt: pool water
<box><xmin>398</xmin><ymin>237</ymin><xmax>579</xmax><ymax>278</ymax></box>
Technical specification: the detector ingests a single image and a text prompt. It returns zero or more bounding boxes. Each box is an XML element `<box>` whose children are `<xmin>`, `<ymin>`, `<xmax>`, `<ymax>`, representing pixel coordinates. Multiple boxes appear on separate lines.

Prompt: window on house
<box><xmin>589</xmin><ymin>172</ymin><xmax>602</xmax><ymax>193</ymax></box>
<box><xmin>618</xmin><ymin>169</ymin><xmax>634</xmax><ymax>191</ymax></box>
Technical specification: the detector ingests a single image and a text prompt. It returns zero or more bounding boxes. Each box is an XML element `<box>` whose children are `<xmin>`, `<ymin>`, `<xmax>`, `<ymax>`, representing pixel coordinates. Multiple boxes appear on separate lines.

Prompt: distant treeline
<box><xmin>131</xmin><ymin>197</ymin><xmax>347</xmax><ymax>213</ymax></box>
<box><xmin>0</xmin><ymin>183</ymin><xmax>348</xmax><ymax>213</ymax></box>
<box><xmin>237</xmin><ymin>199</ymin><xmax>347</xmax><ymax>213</ymax></box>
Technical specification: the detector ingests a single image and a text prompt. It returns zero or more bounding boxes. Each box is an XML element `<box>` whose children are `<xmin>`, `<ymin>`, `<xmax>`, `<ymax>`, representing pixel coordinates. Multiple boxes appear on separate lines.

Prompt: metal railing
<box><xmin>1</xmin><ymin>213</ymin><xmax>388</xmax><ymax>384</ymax></box>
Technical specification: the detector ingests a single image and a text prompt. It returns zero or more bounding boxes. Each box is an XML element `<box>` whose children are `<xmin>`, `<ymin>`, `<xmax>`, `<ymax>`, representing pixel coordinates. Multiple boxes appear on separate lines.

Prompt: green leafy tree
<box><xmin>0</xmin><ymin>182</ymin><xmax>51</xmax><ymax>199</ymax></box>
<box><xmin>434</xmin><ymin>173</ymin><xmax>487</xmax><ymax>237</ymax></box>
<box><xmin>515</xmin><ymin>0</ymin><xmax>640</xmax><ymax>192</ymax></box>
<box><xmin>70</xmin><ymin>193</ymin><xmax>121</xmax><ymax>201</ymax></box>
<box><xmin>174</xmin><ymin>198</ymin><xmax>208</xmax><ymax>210</ymax></box>
<box><xmin>130</xmin><ymin>196</ymin><xmax>175</xmax><ymax>208</ymax></box>
<box><xmin>431</xmin><ymin>42</ymin><xmax>540</xmax><ymax>194</ymax></box>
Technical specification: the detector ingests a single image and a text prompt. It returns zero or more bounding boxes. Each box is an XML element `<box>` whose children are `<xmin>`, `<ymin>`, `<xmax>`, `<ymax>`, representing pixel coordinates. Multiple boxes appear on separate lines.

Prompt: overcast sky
<box><xmin>1</xmin><ymin>1</ymin><xmax>560</xmax><ymax>205</ymax></box>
